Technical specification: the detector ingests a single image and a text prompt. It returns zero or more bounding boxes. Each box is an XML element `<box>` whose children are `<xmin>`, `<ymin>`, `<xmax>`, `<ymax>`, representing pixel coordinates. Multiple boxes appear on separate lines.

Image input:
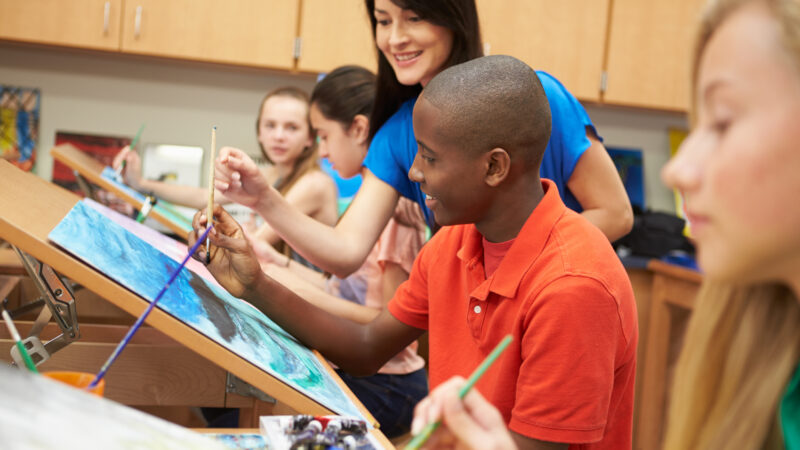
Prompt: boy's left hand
<box><xmin>189</xmin><ymin>204</ymin><xmax>262</xmax><ymax>299</ymax></box>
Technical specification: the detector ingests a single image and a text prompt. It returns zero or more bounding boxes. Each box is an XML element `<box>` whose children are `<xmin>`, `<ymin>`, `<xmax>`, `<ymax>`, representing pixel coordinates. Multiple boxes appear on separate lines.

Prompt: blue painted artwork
<box><xmin>608</xmin><ymin>147</ymin><xmax>645</xmax><ymax>210</ymax></box>
<box><xmin>100</xmin><ymin>166</ymin><xmax>194</xmax><ymax>234</ymax></box>
<box><xmin>48</xmin><ymin>201</ymin><xmax>364</xmax><ymax>419</ymax></box>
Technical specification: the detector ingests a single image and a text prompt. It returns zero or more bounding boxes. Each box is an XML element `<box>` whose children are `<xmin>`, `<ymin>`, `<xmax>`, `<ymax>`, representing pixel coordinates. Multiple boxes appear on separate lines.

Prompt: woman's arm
<box><xmin>216</xmin><ymin>147</ymin><xmax>399</xmax><ymax>278</ymax></box>
<box><xmin>567</xmin><ymin>132</ymin><xmax>634</xmax><ymax>242</ymax></box>
<box><xmin>251</xmin><ymin>170</ymin><xmax>339</xmax><ymax>245</ymax></box>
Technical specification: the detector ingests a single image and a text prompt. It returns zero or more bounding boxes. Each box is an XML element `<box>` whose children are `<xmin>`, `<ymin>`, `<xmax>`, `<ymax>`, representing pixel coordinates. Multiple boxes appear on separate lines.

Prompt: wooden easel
<box><xmin>50</xmin><ymin>143</ymin><xmax>192</xmax><ymax>239</ymax></box>
<box><xmin>0</xmin><ymin>161</ymin><xmax>389</xmax><ymax>446</ymax></box>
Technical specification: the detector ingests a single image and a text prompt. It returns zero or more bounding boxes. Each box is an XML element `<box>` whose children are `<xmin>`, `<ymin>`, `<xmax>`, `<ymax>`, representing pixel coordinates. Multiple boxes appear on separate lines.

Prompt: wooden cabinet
<box><xmin>476</xmin><ymin>0</ymin><xmax>610</xmax><ymax>103</ymax></box>
<box><xmin>0</xmin><ymin>0</ymin><xmax>122</xmax><ymax>51</ymax></box>
<box><xmin>119</xmin><ymin>0</ymin><xmax>299</xmax><ymax>70</ymax></box>
<box><xmin>604</xmin><ymin>0</ymin><xmax>706</xmax><ymax>111</ymax></box>
<box><xmin>296</xmin><ymin>0</ymin><xmax>376</xmax><ymax>74</ymax></box>
<box><xmin>0</xmin><ymin>1</ymin><xmax>707</xmax><ymax>111</ymax></box>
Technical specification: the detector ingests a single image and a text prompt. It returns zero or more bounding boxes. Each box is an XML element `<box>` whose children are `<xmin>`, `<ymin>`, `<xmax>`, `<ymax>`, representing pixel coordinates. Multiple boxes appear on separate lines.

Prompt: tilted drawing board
<box><xmin>0</xmin><ymin>364</ymin><xmax>227</xmax><ymax>449</ymax></box>
<box><xmin>0</xmin><ymin>160</ymin><xmax>376</xmax><ymax>425</ymax></box>
<box><xmin>50</xmin><ymin>143</ymin><xmax>193</xmax><ymax>239</ymax></box>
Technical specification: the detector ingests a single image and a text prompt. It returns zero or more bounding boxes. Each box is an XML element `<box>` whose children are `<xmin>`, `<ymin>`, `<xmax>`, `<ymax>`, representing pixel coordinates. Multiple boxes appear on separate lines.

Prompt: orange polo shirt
<box><xmin>389</xmin><ymin>180</ymin><xmax>638</xmax><ymax>448</ymax></box>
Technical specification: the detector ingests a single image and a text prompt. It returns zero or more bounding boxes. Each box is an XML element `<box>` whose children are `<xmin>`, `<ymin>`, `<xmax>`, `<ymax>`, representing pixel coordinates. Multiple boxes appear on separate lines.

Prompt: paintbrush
<box><xmin>2</xmin><ymin>308</ymin><xmax>39</xmax><ymax>373</ymax></box>
<box><xmin>115</xmin><ymin>124</ymin><xmax>145</xmax><ymax>179</ymax></box>
<box><xmin>87</xmin><ymin>224</ymin><xmax>214</xmax><ymax>389</ymax></box>
<box><xmin>206</xmin><ymin>126</ymin><xmax>216</xmax><ymax>264</ymax></box>
<box><xmin>404</xmin><ymin>334</ymin><xmax>513</xmax><ymax>450</ymax></box>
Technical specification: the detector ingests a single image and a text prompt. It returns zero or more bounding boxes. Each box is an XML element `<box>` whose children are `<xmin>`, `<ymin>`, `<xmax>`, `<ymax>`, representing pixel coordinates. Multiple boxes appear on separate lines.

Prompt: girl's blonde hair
<box><xmin>255</xmin><ymin>86</ymin><xmax>320</xmax><ymax>257</ymax></box>
<box><xmin>665</xmin><ymin>1</ymin><xmax>800</xmax><ymax>448</ymax></box>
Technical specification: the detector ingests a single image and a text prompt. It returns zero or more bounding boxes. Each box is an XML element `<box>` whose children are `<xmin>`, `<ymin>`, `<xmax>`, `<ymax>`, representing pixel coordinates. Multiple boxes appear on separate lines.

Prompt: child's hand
<box><xmin>112</xmin><ymin>146</ymin><xmax>144</xmax><ymax>190</ymax></box>
<box><xmin>215</xmin><ymin>147</ymin><xmax>274</xmax><ymax>208</ymax></box>
<box><xmin>411</xmin><ymin>376</ymin><xmax>517</xmax><ymax>450</ymax></box>
<box><xmin>189</xmin><ymin>204</ymin><xmax>262</xmax><ymax>299</ymax></box>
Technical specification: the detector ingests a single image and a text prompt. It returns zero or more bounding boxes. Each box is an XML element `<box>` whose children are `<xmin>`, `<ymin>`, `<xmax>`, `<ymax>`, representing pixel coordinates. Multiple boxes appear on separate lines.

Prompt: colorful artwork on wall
<box><xmin>608</xmin><ymin>147</ymin><xmax>645</xmax><ymax>210</ymax></box>
<box><xmin>48</xmin><ymin>200</ymin><xmax>364</xmax><ymax>419</ymax></box>
<box><xmin>0</xmin><ymin>85</ymin><xmax>40</xmax><ymax>172</ymax></box>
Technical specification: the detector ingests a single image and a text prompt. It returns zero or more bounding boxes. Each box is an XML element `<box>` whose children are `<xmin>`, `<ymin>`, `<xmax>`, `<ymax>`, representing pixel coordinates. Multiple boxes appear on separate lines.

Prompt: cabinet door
<box><xmin>120</xmin><ymin>0</ymin><xmax>298</xmax><ymax>70</ymax></box>
<box><xmin>296</xmin><ymin>0</ymin><xmax>376</xmax><ymax>74</ymax></box>
<box><xmin>476</xmin><ymin>0</ymin><xmax>610</xmax><ymax>102</ymax></box>
<box><xmin>0</xmin><ymin>0</ymin><xmax>122</xmax><ymax>51</ymax></box>
<box><xmin>604</xmin><ymin>0</ymin><xmax>705</xmax><ymax>111</ymax></box>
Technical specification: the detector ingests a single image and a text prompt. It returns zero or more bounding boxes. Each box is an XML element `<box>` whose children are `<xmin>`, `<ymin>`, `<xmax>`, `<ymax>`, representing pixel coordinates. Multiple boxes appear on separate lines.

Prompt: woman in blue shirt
<box><xmin>215</xmin><ymin>0</ymin><xmax>632</xmax><ymax>278</ymax></box>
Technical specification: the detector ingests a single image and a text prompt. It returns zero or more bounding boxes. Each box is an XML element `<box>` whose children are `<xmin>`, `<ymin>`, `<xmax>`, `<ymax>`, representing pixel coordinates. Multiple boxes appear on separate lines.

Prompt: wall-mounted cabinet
<box><xmin>604</xmin><ymin>0</ymin><xmax>706</xmax><ymax>111</ymax></box>
<box><xmin>120</xmin><ymin>0</ymin><xmax>298</xmax><ymax>69</ymax></box>
<box><xmin>477</xmin><ymin>0</ymin><xmax>610</xmax><ymax>103</ymax></box>
<box><xmin>296</xmin><ymin>0</ymin><xmax>376</xmax><ymax>74</ymax></box>
<box><xmin>0</xmin><ymin>0</ymin><xmax>122</xmax><ymax>51</ymax></box>
<box><xmin>0</xmin><ymin>0</ymin><xmax>707</xmax><ymax>112</ymax></box>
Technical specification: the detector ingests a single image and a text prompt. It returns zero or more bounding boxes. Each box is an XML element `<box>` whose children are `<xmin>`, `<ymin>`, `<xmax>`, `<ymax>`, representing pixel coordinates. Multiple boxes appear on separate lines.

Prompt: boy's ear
<box><xmin>349</xmin><ymin>114</ymin><xmax>370</xmax><ymax>145</ymax></box>
<box><xmin>484</xmin><ymin>148</ymin><xmax>511</xmax><ymax>187</ymax></box>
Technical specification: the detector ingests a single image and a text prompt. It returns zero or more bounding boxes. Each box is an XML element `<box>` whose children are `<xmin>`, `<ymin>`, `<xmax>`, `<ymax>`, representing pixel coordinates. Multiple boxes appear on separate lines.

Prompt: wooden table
<box><xmin>633</xmin><ymin>260</ymin><xmax>702</xmax><ymax>450</ymax></box>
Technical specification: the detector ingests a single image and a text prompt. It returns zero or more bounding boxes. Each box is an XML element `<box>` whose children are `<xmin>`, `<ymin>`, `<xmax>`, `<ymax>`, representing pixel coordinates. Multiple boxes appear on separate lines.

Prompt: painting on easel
<box><xmin>0</xmin><ymin>85</ymin><xmax>40</xmax><ymax>172</ymax></box>
<box><xmin>48</xmin><ymin>200</ymin><xmax>365</xmax><ymax>419</ymax></box>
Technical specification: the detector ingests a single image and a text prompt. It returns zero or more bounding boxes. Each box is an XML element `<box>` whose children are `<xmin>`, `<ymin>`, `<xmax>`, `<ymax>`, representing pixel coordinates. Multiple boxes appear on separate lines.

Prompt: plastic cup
<box><xmin>43</xmin><ymin>371</ymin><xmax>105</xmax><ymax>397</ymax></box>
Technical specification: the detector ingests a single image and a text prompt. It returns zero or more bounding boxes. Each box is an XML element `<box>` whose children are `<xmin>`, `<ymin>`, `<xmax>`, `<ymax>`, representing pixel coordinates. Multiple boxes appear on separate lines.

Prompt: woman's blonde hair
<box><xmin>665</xmin><ymin>1</ymin><xmax>800</xmax><ymax>448</ymax></box>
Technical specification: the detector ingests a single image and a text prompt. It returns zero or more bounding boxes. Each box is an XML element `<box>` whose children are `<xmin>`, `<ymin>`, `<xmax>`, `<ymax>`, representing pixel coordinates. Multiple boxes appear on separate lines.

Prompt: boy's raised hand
<box><xmin>412</xmin><ymin>376</ymin><xmax>517</xmax><ymax>450</ymax></box>
<box><xmin>215</xmin><ymin>147</ymin><xmax>274</xmax><ymax>208</ymax></box>
<box><xmin>189</xmin><ymin>204</ymin><xmax>263</xmax><ymax>299</ymax></box>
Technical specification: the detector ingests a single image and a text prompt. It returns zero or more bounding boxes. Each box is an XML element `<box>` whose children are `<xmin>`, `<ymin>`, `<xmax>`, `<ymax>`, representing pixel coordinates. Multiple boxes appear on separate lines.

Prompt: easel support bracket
<box><xmin>9</xmin><ymin>246</ymin><xmax>81</xmax><ymax>367</ymax></box>
<box><xmin>226</xmin><ymin>372</ymin><xmax>277</xmax><ymax>404</ymax></box>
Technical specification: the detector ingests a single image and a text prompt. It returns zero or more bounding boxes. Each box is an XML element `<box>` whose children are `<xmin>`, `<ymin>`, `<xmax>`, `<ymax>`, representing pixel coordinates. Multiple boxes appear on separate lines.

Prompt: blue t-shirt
<box><xmin>364</xmin><ymin>71</ymin><xmax>599</xmax><ymax>228</ymax></box>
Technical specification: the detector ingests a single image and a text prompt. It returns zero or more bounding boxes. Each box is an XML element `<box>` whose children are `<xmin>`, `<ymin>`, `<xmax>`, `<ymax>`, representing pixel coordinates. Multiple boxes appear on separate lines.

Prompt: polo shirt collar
<box><xmin>457</xmin><ymin>179</ymin><xmax>567</xmax><ymax>300</ymax></box>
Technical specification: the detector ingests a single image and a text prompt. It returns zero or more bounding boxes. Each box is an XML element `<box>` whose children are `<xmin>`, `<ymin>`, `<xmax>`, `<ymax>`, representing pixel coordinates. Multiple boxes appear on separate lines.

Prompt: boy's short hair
<box><xmin>421</xmin><ymin>55</ymin><xmax>552</xmax><ymax>168</ymax></box>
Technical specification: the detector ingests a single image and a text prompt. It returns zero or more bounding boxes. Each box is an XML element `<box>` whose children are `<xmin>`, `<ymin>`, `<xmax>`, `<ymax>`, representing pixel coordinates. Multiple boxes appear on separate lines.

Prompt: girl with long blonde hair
<box><xmin>662</xmin><ymin>0</ymin><xmax>800</xmax><ymax>448</ymax></box>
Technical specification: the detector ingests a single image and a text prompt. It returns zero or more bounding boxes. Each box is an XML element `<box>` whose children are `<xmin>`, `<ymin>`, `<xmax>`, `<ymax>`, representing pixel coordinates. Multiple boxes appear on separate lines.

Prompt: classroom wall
<box><xmin>0</xmin><ymin>42</ymin><xmax>686</xmax><ymax>213</ymax></box>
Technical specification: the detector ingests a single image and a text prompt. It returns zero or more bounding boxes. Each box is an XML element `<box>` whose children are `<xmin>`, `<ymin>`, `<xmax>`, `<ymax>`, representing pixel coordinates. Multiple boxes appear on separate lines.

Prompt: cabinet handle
<box><xmin>103</xmin><ymin>2</ymin><xmax>110</xmax><ymax>35</ymax></box>
<box><xmin>134</xmin><ymin>6</ymin><xmax>142</xmax><ymax>38</ymax></box>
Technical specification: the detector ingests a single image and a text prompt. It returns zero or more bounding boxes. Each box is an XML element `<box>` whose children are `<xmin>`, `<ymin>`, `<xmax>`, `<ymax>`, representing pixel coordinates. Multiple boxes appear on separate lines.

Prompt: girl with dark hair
<box><xmin>215</xmin><ymin>0</ymin><xmax>632</xmax><ymax>281</ymax></box>
<box><xmin>258</xmin><ymin>66</ymin><xmax>428</xmax><ymax>437</ymax></box>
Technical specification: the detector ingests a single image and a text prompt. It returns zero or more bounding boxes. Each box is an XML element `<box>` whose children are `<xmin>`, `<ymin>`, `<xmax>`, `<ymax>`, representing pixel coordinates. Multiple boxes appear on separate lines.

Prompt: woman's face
<box><xmin>662</xmin><ymin>2</ymin><xmax>800</xmax><ymax>286</ymax></box>
<box><xmin>310</xmin><ymin>103</ymin><xmax>367</xmax><ymax>179</ymax></box>
<box><xmin>373</xmin><ymin>0</ymin><xmax>454</xmax><ymax>87</ymax></box>
<box><xmin>257</xmin><ymin>95</ymin><xmax>313</xmax><ymax>167</ymax></box>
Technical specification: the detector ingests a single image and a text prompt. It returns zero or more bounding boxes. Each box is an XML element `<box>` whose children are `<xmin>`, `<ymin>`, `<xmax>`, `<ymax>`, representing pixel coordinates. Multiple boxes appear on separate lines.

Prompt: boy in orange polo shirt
<box><xmin>194</xmin><ymin>55</ymin><xmax>637</xmax><ymax>449</ymax></box>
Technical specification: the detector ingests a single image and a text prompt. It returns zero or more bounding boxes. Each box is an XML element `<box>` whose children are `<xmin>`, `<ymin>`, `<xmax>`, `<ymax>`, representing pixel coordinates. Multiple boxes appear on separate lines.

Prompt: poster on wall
<box><xmin>0</xmin><ymin>85</ymin><xmax>40</xmax><ymax>172</ymax></box>
<box><xmin>53</xmin><ymin>131</ymin><xmax>133</xmax><ymax>215</ymax></box>
<box><xmin>607</xmin><ymin>146</ymin><xmax>645</xmax><ymax>210</ymax></box>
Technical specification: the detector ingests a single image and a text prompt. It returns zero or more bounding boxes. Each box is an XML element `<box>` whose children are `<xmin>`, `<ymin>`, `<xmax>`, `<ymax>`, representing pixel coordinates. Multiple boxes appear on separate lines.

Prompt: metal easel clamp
<box><xmin>226</xmin><ymin>372</ymin><xmax>277</xmax><ymax>404</ymax></box>
<box><xmin>9</xmin><ymin>246</ymin><xmax>81</xmax><ymax>367</ymax></box>
<box><xmin>73</xmin><ymin>170</ymin><xmax>97</xmax><ymax>202</ymax></box>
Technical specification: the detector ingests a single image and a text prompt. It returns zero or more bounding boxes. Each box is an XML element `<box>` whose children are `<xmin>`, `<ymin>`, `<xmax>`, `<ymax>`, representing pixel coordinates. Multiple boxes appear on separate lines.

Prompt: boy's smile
<box><xmin>409</xmin><ymin>96</ymin><xmax>492</xmax><ymax>228</ymax></box>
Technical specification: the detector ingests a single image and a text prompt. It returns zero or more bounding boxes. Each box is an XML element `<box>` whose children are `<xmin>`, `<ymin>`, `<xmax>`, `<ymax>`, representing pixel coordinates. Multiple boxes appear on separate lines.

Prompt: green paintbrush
<box><xmin>116</xmin><ymin>123</ymin><xmax>145</xmax><ymax>178</ymax></box>
<box><xmin>404</xmin><ymin>334</ymin><xmax>513</xmax><ymax>450</ymax></box>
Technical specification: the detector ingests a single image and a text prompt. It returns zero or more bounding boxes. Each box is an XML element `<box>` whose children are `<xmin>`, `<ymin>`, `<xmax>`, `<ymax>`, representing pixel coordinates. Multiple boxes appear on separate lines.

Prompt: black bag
<box><xmin>614</xmin><ymin>208</ymin><xmax>694</xmax><ymax>258</ymax></box>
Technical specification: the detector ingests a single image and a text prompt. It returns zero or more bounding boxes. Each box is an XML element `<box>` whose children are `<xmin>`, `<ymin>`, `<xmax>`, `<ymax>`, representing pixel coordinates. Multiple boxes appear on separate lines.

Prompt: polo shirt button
<box><xmin>473</xmin><ymin>305</ymin><xmax>482</xmax><ymax>314</ymax></box>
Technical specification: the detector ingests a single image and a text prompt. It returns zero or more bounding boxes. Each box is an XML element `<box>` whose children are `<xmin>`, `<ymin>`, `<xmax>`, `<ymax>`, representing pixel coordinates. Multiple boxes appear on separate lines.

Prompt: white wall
<box><xmin>1</xmin><ymin>42</ymin><xmax>685</xmax><ymax>212</ymax></box>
